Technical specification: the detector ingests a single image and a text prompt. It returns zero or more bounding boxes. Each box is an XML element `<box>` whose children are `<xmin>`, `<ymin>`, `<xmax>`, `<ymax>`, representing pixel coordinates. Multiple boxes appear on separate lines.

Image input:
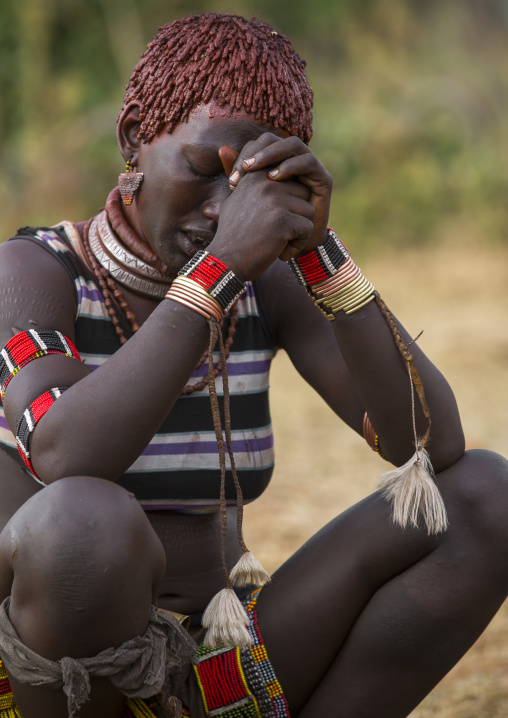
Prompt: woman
<box><xmin>0</xmin><ymin>12</ymin><xmax>506</xmax><ymax>718</ymax></box>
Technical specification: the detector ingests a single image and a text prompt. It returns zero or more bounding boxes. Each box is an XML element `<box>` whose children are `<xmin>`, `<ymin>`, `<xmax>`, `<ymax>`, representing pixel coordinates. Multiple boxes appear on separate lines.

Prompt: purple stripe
<box><xmin>141</xmin><ymin>433</ymin><xmax>273</xmax><ymax>457</ymax></box>
<box><xmin>0</xmin><ymin>415</ymin><xmax>10</xmax><ymax>431</ymax></box>
<box><xmin>77</xmin><ymin>284</ymin><xmax>105</xmax><ymax>304</ymax></box>
<box><xmin>40</xmin><ymin>232</ymin><xmax>64</xmax><ymax>246</ymax></box>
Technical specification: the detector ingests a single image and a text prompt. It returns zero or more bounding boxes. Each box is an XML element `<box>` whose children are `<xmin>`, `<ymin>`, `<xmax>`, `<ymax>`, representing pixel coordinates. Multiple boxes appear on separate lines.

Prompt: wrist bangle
<box><xmin>166</xmin><ymin>277</ymin><xmax>224</xmax><ymax>321</ymax></box>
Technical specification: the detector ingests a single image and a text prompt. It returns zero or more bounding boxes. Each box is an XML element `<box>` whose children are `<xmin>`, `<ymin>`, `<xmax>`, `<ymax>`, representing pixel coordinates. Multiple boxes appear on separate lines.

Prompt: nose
<box><xmin>201</xmin><ymin>180</ymin><xmax>230</xmax><ymax>224</ymax></box>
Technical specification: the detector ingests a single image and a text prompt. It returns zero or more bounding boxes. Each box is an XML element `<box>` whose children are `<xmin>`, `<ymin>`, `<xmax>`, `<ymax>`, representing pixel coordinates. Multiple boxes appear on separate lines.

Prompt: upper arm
<box><xmin>256</xmin><ymin>260</ymin><xmax>366</xmax><ymax>435</ymax></box>
<box><xmin>0</xmin><ymin>239</ymin><xmax>91</xmax><ymax>431</ymax></box>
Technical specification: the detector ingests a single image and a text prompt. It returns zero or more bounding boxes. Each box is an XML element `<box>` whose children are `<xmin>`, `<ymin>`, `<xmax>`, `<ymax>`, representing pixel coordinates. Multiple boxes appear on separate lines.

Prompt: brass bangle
<box><xmin>315</xmin><ymin>274</ymin><xmax>367</xmax><ymax>309</ymax></box>
<box><xmin>344</xmin><ymin>293</ymin><xmax>376</xmax><ymax>314</ymax></box>
<box><xmin>312</xmin><ymin>262</ymin><xmax>361</xmax><ymax>297</ymax></box>
<box><xmin>173</xmin><ymin>276</ymin><xmax>224</xmax><ymax>313</ymax></box>
<box><xmin>318</xmin><ymin>276</ymin><xmax>371</xmax><ymax>312</ymax></box>
<box><xmin>165</xmin><ymin>293</ymin><xmax>210</xmax><ymax>319</ymax></box>
<box><xmin>339</xmin><ymin>284</ymin><xmax>375</xmax><ymax>313</ymax></box>
<box><xmin>312</xmin><ymin>257</ymin><xmax>356</xmax><ymax>294</ymax></box>
<box><xmin>168</xmin><ymin>285</ymin><xmax>223</xmax><ymax>322</ymax></box>
<box><xmin>316</xmin><ymin>282</ymin><xmax>375</xmax><ymax>319</ymax></box>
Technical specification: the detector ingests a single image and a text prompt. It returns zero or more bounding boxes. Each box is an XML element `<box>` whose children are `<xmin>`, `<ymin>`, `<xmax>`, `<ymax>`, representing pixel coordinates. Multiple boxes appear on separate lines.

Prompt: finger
<box><xmin>268</xmin><ymin>178</ymin><xmax>311</xmax><ymax>202</ymax></box>
<box><xmin>285</xmin><ymin>195</ymin><xmax>315</xmax><ymax>223</ymax></box>
<box><xmin>277</xmin><ymin>214</ymin><xmax>315</xmax><ymax>261</ymax></box>
<box><xmin>219</xmin><ymin>146</ymin><xmax>239</xmax><ymax>179</ymax></box>
<box><xmin>279</xmin><ymin>238</ymin><xmax>310</xmax><ymax>261</ymax></box>
<box><xmin>241</xmin><ymin>136</ymin><xmax>310</xmax><ymax>172</ymax></box>
<box><xmin>228</xmin><ymin>133</ymin><xmax>281</xmax><ymax>188</ymax></box>
<box><xmin>268</xmin><ymin>154</ymin><xmax>332</xmax><ymax>194</ymax></box>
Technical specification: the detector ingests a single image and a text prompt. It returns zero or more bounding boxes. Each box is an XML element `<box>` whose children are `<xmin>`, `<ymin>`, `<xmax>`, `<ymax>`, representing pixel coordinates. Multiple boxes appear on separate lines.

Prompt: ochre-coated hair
<box><xmin>121</xmin><ymin>13</ymin><xmax>313</xmax><ymax>144</ymax></box>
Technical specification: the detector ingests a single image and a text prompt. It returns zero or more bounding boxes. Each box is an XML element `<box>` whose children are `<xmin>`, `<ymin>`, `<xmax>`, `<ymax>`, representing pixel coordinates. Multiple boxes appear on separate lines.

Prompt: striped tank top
<box><xmin>0</xmin><ymin>224</ymin><xmax>276</xmax><ymax>510</ymax></box>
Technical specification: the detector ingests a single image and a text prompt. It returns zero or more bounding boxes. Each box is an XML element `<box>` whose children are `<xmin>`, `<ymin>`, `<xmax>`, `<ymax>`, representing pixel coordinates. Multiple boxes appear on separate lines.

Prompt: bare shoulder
<box><xmin>0</xmin><ymin>237</ymin><xmax>78</xmax><ymax>347</ymax></box>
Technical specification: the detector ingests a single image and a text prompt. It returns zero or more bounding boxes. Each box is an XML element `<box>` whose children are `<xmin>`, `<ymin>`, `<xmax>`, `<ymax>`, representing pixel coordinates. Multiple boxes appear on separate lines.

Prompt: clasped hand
<box><xmin>208</xmin><ymin>134</ymin><xmax>333</xmax><ymax>281</ymax></box>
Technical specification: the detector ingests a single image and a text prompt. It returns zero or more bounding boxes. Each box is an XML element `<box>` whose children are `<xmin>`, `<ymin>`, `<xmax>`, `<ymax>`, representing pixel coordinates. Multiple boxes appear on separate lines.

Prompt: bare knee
<box><xmin>437</xmin><ymin>449</ymin><xmax>508</xmax><ymax>555</ymax></box>
<box><xmin>0</xmin><ymin>476</ymin><xmax>165</xmax><ymax>657</ymax></box>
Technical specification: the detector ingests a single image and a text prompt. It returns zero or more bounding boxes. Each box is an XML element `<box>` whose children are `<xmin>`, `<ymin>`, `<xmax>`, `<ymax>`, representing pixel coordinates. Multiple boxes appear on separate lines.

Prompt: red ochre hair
<box><xmin>120</xmin><ymin>13</ymin><xmax>313</xmax><ymax>144</ymax></box>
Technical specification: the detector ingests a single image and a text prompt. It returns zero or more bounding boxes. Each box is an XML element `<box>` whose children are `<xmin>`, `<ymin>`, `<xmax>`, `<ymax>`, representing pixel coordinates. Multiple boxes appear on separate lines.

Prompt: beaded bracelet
<box><xmin>287</xmin><ymin>229</ymin><xmax>376</xmax><ymax>319</ymax></box>
<box><xmin>0</xmin><ymin>330</ymin><xmax>81</xmax><ymax>401</ymax></box>
<box><xmin>288</xmin><ymin>228</ymin><xmax>349</xmax><ymax>287</ymax></box>
<box><xmin>177</xmin><ymin>251</ymin><xmax>246</xmax><ymax>313</ymax></box>
<box><xmin>16</xmin><ymin>387</ymin><xmax>68</xmax><ymax>476</ymax></box>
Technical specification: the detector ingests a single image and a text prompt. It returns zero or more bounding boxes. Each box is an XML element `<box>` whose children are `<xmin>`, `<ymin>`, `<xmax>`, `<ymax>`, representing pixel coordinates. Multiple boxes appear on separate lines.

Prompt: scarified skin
<box><xmin>0</xmin><ymin>277</ymin><xmax>67</xmax><ymax>323</ymax></box>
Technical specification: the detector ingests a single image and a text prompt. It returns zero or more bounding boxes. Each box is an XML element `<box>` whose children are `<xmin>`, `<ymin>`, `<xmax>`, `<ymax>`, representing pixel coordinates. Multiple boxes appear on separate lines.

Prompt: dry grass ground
<box><xmin>243</xmin><ymin>240</ymin><xmax>508</xmax><ymax>717</ymax></box>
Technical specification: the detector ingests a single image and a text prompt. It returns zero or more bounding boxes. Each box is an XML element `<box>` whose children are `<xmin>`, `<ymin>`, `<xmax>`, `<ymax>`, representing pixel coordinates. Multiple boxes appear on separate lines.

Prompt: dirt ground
<box><xmin>243</xmin><ymin>240</ymin><xmax>508</xmax><ymax>717</ymax></box>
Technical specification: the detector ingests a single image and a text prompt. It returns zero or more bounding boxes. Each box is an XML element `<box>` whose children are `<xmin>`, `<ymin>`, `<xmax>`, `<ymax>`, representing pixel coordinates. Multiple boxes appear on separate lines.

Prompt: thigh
<box><xmin>0</xmin><ymin>476</ymin><xmax>166</xmax><ymax>718</ymax></box>
<box><xmin>256</xmin><ymin>450</ymin><xmax>508</xmax><ymax>715</ymax></box>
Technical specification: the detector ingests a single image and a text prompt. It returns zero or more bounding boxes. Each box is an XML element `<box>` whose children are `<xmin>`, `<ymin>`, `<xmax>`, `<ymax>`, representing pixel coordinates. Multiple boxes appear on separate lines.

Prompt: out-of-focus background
<box><xmin>1</xmin><ymin>0</ymin><xmax>508</xmax><ymax>715</ymax></box>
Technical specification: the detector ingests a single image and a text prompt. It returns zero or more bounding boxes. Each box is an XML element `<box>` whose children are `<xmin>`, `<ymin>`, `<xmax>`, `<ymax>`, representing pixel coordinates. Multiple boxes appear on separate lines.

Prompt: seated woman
<box><xmin>0</xmin><ymin>12</ymin><xmax>506</xmax><ymax>718</ymax></box>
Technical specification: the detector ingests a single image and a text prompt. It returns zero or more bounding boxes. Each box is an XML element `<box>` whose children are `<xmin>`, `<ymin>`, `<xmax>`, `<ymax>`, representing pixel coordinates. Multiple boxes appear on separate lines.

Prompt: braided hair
<box><xmin>120</xmin><ymin>13</ymin><xmax>313</xmax><ymax>144</ymax></box>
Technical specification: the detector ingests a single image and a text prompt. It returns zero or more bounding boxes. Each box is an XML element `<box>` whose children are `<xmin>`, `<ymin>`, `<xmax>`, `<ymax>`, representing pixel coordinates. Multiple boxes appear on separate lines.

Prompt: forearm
<box><xmin>331</xmin><ymin>298</ymin><xmax>465</xmax><ymax>471</ymax></box>
<box><xmin>17</xmin><ymin>300</ymin><xmax>210</xmax><ymax>482</ymax></box>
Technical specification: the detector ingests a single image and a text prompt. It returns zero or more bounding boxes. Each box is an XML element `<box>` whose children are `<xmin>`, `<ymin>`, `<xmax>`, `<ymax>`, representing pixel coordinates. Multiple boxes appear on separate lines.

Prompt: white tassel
<box><xmin>202</xmin><ymin>588</ymin><xmax>251</xmax><ymax>649</ymax></box>
<box><xmin>377</xmin><ymin>446</ymin><xmax>448</xmax><ymax>535</ymax></box>
<box><xmin>229</xmin><ymin>551</ymin><xmax>272</xmax><ymax>588</ymax></box>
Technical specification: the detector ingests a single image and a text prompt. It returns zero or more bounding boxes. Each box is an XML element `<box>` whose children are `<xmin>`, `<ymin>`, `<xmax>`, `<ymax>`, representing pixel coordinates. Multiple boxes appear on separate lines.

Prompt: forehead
<box><xmin>165</xmin><ymin>104</ymin><xmax>287</xmax><ymax>152</ymax></box>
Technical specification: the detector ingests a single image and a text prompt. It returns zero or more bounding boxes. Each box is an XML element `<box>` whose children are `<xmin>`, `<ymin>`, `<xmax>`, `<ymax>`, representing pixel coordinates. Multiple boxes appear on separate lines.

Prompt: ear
<box><xmin>117</xmin><ymin>102</ymin><xmax>142</xmax><ymax>166</ymax></box>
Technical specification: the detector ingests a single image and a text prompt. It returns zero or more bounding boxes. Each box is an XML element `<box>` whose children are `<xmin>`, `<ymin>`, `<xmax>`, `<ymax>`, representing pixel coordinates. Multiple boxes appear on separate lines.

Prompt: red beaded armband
<box><xmin>16</xmin><ymin>387</ymin><xmax>68</xmax><ymax>476</ymax></box>
<box><xmin>178</xmin><ymin>251</ymin><xmax>246</xmax><ymax>312</ymax></box>
<box><xmin>288</xmin><ymin>229</ymin><xmax>349</xmax><ymax>287</ymax></box>
<box><xmin>0</xmin><ymin>330</ymin><xmax>81</xmax><ymax>401</ymax></box>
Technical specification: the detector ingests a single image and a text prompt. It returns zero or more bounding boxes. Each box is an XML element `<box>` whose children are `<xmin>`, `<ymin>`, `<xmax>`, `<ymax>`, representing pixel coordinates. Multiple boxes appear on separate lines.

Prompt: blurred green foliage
<box><xmin>0</xmin><ymin>0</ymin><xmax>507</xmax><ymax>251</ymax></box>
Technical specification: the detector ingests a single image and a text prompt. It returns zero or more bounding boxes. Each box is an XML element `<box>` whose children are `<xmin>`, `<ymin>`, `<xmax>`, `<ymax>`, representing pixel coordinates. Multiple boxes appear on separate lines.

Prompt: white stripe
<box><xmin>57</xmin><ymin>332</ymin><xmax>72</xmax><ymax>355</ymax></box>
<box><xmin>320</xmin><ymin>247</ymin><xmax>337</xmax><ymax>275</ymax></box>
<box><xmin>16</xmin><ymin>437</ymin><xmax>30</xmax><ymax>460</ymax></box>
<box><xmin>1</xmin><ymin>348</ymin><xmax>15</xmax><ymax>374</ymax></box>
<box><xmin>128</xmin><ymin>447</ymin><xmax>275</xmax><ymax>472</ymax></box>
<box><xmin>146</xmin><ymin>424</ymin><xmax>273</xmax><ymax>445</ymax></box>
<box><xmin>29</xmin><ymin>329</ymin><xmax>46</xmax><ymax>352</ymax></box>
<box><xmin>24</xmin><ymin>408</ymin><xmax>34</xmax><ymax>432</ymax></box>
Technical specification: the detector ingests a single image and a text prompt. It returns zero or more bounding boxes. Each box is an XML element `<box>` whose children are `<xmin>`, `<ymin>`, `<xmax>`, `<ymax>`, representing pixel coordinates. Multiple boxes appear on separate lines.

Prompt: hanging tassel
<box><xmin>377</xmin><ymin>444</ymin><xmax>448</xmax><ymax>535</ymax></box>
<box><xmin>217</xmin><ymin>321</ymin><xmax>272</xmax><ymax>589</ymax></box>
<box><xmin>229</xmin><ymin>551</ymin><xmax>271</xmax><ymax>588</ymax></box>
<box><xmin>202</xmin><ymin>588</ymin><xmax>251</xmax><ymax>649</ymax></box>
<box><xmin>203</xmin><ymin>317</ymin><xmax>271</xmax><ymax>648</ymax></box>
<box><xmin>374</xmin><ymin>295</ymin><xmax>448</xmax><ymax>536</ymax></box>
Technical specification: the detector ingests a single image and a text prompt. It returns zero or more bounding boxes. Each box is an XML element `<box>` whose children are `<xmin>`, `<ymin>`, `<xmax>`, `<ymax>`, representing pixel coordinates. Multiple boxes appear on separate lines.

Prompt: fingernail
<box><xmin>229</xmin><ymin>170</ymin><xmax>240</xmax><ymax>184</ymax></box>
<box><xmin>268</xmin><ymin>169</ymin><xmax>279</xmax><ymax>178</ymax></box>
<box><xmin>243</xmin><ymin>157</ymin><xmax>255</xmax><ymax>168</ymax></box>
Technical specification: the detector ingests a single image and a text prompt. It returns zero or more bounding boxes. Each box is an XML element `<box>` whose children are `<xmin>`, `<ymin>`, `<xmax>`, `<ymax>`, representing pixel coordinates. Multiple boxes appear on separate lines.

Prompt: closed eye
<box><xmin>187</xmin><ymin>161</ymin><xmax>221</xmax><ymax>183</ymax></box>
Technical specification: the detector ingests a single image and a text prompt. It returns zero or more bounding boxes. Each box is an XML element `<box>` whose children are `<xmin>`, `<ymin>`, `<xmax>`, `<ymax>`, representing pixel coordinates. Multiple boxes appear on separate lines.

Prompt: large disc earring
<box><xmin>118</xmin><ymin>158</ymin><xmax>144</xmax><ymax>205</ymax></box>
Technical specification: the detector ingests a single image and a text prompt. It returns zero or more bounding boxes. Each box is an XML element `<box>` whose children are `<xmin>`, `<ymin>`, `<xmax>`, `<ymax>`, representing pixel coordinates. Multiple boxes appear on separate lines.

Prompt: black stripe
<box><xmin>74</xmin><ymin>314</ymin><xmax>274</xmax><ymax>355</ymax></box>
<box><xmin>117</xmin><ymin>466</ymin><xmax>274</xmax><ymax>502</ymax></box>
<box><xmin>157</xmin><ymin>390</ymin><xmax>271</xmax><ymax>433</ymax></box>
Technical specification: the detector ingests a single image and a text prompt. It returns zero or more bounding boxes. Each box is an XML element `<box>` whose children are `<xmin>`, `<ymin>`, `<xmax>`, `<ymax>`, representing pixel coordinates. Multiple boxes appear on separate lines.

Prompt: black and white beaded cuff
<box><xmin>178</xmin><ymin>250</ymin><xmax>246</xmax><ymax>313</ymax></box>
<box><xmin>288</xmin><ymin>229</ymin><xmax>349</xmax><ymax>287</ymax></box>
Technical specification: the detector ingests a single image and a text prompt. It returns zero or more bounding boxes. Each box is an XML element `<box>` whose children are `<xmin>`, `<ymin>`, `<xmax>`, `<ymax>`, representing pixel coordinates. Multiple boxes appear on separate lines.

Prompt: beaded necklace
<box><xmin>81</xmin><ymin>198</ymin><xmax>238</xmax><ymax>395</ymax></box>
